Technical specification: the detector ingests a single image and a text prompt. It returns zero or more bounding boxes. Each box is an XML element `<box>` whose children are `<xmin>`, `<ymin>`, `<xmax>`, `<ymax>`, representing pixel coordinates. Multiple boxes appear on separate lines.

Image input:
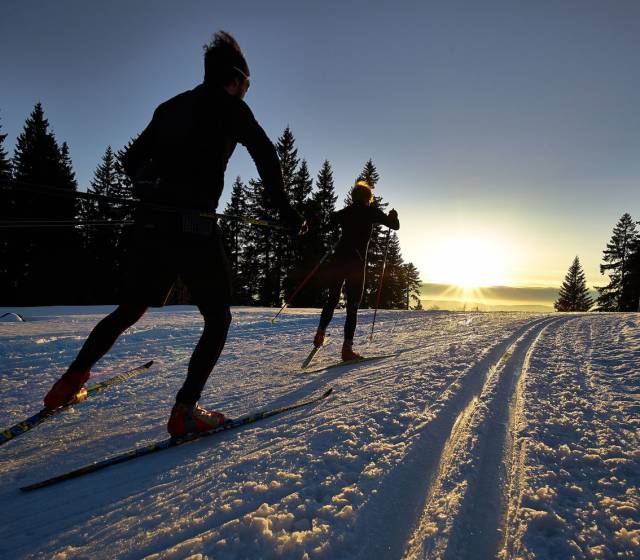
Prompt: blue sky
<box><xmin>2</xmin><ymin>0</ymin><xmax>639</xmax><ymax>289</ymax></box>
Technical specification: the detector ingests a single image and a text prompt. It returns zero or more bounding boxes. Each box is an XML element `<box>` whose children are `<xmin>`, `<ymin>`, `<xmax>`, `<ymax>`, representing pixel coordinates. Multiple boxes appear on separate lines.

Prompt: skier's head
<box><xmin>351</xmin><ymin>180</ymin><xmax>374</xmax><ymax>205</ymax></box>
<box><xmin>203</xmin><ymin>31</ymin><xmax>250</xmax><ymax>99</ymax></box>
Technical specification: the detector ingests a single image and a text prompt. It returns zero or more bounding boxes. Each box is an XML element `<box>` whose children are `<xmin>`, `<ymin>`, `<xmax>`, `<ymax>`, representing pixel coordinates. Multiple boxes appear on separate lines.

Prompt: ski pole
<box><xmin>271</xmin><ymin>245</ymin><xmax>334</xmax><ymax>323</ymax></box>
<box><xmin>0</xmin><ymin>219</ymin><xmax>135</xmax><ymax>228</ymax></box>
<box><xmin>1</xmin><ymin>180</ymin><xmax>290</xmax><ymax>231</ymax></box>
<box><xmin>368</xmin><ymin>228</ymin><xmax>392</xmax><ymax>343</ymax></box>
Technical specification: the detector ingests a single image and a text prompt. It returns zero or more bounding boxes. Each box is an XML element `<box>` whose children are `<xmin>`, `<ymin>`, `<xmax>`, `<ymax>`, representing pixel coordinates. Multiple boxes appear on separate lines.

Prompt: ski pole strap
<box><xmin>369</xmin><ymin>228</ymin><xmax>392</xmax><ymax>342</ymax></box>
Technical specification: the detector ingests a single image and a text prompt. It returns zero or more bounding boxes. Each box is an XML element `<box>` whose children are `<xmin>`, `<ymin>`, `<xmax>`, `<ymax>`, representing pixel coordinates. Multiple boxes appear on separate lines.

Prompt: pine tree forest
<box><xmin>1</xmin><ymin>105</ymin><xmax>422</xmax><ymax>309</ymax></box>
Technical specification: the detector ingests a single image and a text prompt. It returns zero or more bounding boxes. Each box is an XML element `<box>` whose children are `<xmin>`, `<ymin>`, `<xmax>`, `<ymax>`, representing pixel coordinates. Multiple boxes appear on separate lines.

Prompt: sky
<box><xmin>2</xmin><ymin>0</ymin><xmax>639</xmax><ymax>296</ymax></box>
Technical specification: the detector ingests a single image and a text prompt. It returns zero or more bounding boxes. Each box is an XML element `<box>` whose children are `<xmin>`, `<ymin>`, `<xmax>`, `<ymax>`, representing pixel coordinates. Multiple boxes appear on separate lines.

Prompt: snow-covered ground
<box><xmin>0</xmin><ymin>307</ymin><xmax>638</xmax><ymax>559</ymax></box>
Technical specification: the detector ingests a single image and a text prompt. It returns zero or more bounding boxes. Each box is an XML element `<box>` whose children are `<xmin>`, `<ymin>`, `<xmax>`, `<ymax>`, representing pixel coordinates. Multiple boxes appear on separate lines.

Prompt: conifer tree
<box><xmin>245</xmin><ymin>178</ymin><xmax>278</xmax><ymax>305</ymax></box>
<box><xmin>277</xmin><ymin>128</ymin><xmax>301</xmax><ymax>304</ymax></box>
<box><xmin>286</xmin><ymin>160</ymin><xmax>338</xmax><ymax>307</ymax></box>
<box><xmin>402</xmin><ymin>263</ymin><xmax>423</xmax><ymax>309</ymax></box>
<box><xmin>357</xmin><ymin>158</ymin><xmax>380</xmax><ymax>188</ymax></box>
<box><xmin>595</xmin><ymin>213</ymin><xmax>639</xmax><ymax>311</ymax></box>
<box><xmin>624</xmin><ymin>223</ymin><xmax>640</xmax><ymax>312</ymax></box>
<box><xmin>284</xmin><ymin>159</ymin><xmax>315</xmax><ymax>303</ymax></box>
<box><xmin>290</xmin><ymin>159</ymin><xmax>313</xmax><ymax>212</ymax></box>
<box><xmin>378</xmin><ymin>232</ymin><xmax>406</xmax><ymax>308</ymax></box>
<box><xmin>113</xmin><ymin>141</ymin><xmax>136</xmax><ymax>221</ymax></box>
<box><xmin>221</xmin><ymin>177</ymin><xmax>253</xmax><ymax>303</ymax></box>
<box><xmin>0</xmin><ymin>115</ymin><xmax>13</xmax><ymax>299</ymax></box>
<box><xmin>81</xmin><ymin>146</ymin><xmax>122</xmax><ymax>301</ymax></box>
<box><xmin>554</xmin><ymin>256</ymin><xmax>593</xmax><ymax>312</ymax></box>
<box><xmin>311</xmin><ymin>160</ymin><xmax>338</xmax><ymax>252</ymax></box>
<box><xmin>0</xmin><ymin>115</ymin><xmax>11</xmax><ymax>181</ymax></box>
<box><xmin>9</xmin><ymin>103</ymin><xmax>80</xmax><ymax>304</ymax></box>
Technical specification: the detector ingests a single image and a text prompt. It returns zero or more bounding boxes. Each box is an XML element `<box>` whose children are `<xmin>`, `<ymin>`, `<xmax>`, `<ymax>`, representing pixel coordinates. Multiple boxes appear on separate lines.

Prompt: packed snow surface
<box><xmin>0</xmin><ymin>307</ymin><xmax>638</xmax><ymax>559</ymax></box>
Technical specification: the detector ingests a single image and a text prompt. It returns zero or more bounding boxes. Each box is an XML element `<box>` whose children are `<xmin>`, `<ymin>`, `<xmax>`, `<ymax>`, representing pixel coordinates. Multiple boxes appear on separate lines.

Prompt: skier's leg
<box><xmin>315</xmin><ymin>279</ymin><xmax>342</xmax><ymax>343</ymax></box>
<box><xmin>44</xmin><ymin>303</ymin><xmax>148</xmax><ymax>408</ymax></box>
<box><xmin>175</xmin><ymin>302</ymin><xmax>232</xmax><ymax>405</ymax></box>
<box><xmin>342</xmin><ymin>265</ymin><xmax>365</xmax><ymax>360</ymax></box>
<box><xmin>71</xmin><ymin>304</ymin><xmax>149</xmax><ymax>371</ymax></box>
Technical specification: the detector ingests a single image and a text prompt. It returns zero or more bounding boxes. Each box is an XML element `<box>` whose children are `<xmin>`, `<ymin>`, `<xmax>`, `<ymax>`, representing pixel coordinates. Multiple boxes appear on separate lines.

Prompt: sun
<box><xmin>431</xmin><ymin>237</ymin><xmax>509</xmax><ymax>289</ymax></box>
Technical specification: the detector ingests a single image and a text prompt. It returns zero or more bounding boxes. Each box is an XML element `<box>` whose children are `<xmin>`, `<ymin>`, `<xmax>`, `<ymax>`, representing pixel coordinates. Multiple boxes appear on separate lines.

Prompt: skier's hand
<box><xmin>297</xmin><ymin>217</ymin><xmax>309</xmax><ymax>236</ymax></box>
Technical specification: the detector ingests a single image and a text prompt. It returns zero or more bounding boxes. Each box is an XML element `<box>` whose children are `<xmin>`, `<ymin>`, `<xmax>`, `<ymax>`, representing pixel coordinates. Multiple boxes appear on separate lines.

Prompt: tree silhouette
<box><xmin>554</xmin><ymin>256</ymin><xmax>593</xmax><ymax>312</ymax></box>
<box><xmin>595</xmin><ymin>213</ymin><xmax>639</xmax><ymax>311</ymax></box>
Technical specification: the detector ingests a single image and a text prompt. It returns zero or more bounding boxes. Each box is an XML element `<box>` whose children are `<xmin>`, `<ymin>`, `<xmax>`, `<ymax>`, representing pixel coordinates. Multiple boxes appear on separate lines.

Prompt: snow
<box><xmin>0</xmin><ymin>307</ymin><xmax>638</xmax><ymax>559</ymax></box>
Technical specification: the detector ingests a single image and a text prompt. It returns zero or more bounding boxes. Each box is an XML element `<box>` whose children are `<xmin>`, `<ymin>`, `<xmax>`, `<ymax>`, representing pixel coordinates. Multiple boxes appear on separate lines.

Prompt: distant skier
<box><xmin>313</xmin><ymin>180</ymin><xmax>399</xmax><ymax>360</ymax></box>
<box><xmin>43</xmin><ymin>31</ymin><xmax>304</xmax><ymax>436</ymax></box>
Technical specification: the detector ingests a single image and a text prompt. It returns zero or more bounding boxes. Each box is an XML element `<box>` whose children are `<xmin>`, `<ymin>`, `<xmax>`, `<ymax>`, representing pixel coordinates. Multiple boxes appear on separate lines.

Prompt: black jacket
<box><xmin>332</xmin><ymin>203</ymin><xmax>400</xmax><ymax>260</ymax></box>
<box><xmin>123</xmin><ymin>83</ymin><xmax>295</xmax><ymax>222</ymax></box>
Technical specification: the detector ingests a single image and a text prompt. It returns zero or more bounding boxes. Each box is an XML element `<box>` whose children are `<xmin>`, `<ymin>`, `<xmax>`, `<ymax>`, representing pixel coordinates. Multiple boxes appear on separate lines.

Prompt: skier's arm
<box><xmin>234</xmin><ymin>101</ymin><xmax>303</xmax><ymax>229</ymax></box>
<box><xmin>373</xmin><ymin>207</ymin><xmax>400</xmax><ymax>230</ymax></box>
<box><xmin>121</xmin><ymin>110</ymin><xmax>158</xmax><ymax>180</ymax></box>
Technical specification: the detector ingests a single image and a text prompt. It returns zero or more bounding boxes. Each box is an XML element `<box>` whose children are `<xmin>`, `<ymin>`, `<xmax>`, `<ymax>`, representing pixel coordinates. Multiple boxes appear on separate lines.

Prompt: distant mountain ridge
<box><xmin>419</xmin><ymin>283</ymin><xmax>598</xmax><ymax>312</ymax></box>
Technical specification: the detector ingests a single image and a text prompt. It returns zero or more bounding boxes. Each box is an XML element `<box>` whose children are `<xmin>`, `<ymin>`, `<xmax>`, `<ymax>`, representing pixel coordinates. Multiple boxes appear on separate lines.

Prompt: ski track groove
<box><xmin>402</xmin><ymin>316</ymin><xmax>568</xmax><ymax>560</ymax></box>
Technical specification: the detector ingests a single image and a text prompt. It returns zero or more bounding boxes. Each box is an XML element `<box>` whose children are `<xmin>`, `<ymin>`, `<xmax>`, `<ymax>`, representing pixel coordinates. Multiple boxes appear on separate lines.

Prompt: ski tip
<box><xmin>143</xmin><ymin>360</ymin><xmax>154</xmax><ymax>368</ymax></box>
<box><xmin>322</xmin><ymin>387</ymin><xmax>334</xmax><ymax>398</ymax></box>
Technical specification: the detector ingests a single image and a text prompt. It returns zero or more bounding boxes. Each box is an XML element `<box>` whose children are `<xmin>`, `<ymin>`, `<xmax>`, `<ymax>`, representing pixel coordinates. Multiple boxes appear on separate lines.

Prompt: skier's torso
<box><xmin>148</xmin><ymin>85</ymin><xmax>236</xmax><ymax>210</ymax></box>
<box><xmin>333</xmin><ymin>203</ymin><xmax>399</xmax><ymax>261</ymax></box>
<box><xmin>124</xmin><ymin>83</ymin><xmax>279</xmax><ymax>213</ymax></box>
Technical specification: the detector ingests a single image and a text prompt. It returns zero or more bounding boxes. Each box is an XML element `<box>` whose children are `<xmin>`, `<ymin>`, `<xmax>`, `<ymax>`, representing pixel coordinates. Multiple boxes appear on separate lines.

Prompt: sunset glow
<box><xmin>430</xmin><ymin>237</ymin><xmax>510</xmax><ymax>289</ymax></box>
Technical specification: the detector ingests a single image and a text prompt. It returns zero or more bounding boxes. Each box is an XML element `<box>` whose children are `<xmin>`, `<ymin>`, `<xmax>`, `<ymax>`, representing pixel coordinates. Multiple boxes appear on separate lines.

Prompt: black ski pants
<box><xmin>318</xmin><ymin>256</ymin><xmax>365</xmax><ymax>341</ymax></box>
<box><xmin>69</xmin><ymin>302</ymin><xmax>231</xmax><ymax>406</ymax></box>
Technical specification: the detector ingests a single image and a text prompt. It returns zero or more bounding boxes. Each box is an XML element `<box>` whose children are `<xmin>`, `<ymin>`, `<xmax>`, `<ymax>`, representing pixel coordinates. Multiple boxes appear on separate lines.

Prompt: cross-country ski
<box><xmin>0</xmin><ymin>360</ymin><xmax>153</xmax><ymax>446</ymax></box>
<box><xmin>21</xmin><ymin>387</ymin><xmax>333</xmax><ymax>491</ymax></box>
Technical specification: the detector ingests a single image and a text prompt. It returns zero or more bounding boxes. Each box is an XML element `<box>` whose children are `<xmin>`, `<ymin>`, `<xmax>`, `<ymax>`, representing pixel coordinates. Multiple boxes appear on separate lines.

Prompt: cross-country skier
<box><xmin>43</xmin><ymin>31</ymin><xmax>304</xmax><ymax>436</ymax></box>
<box><xmin>313</xmin><ymin>180</ymin><xmax>399</xmax><ymax>360</ymax></box>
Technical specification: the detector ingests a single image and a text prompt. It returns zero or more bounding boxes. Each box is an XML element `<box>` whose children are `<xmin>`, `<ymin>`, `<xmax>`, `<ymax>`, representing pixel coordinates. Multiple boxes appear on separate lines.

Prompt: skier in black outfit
<box><xmin>313</xmin><ymin>180</ymin><xmax>399</xmax><ymax>361</ymax></box>
<box><xmin>44</xmin><ymin>31</ymin><xmax>304</xmax><ymax>436</ymax></box>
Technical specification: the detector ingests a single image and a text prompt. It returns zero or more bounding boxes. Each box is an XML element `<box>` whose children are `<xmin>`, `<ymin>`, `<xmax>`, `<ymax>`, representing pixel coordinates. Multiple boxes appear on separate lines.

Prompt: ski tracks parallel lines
<box><xmin>347</xmin><ymin>317</ymin><xmax>551</xmax><ymax>560</ymax></box>
<box><xmin>402</xmin><ymin>316</ymin><xmax>568</xmax><ymax>560</ymax></box>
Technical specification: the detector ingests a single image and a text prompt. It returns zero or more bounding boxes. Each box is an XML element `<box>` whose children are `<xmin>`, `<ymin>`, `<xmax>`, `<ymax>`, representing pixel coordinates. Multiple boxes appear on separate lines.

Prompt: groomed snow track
<box><xmin>1</xmin><ymin>309</ymin><xmax>637</xmax><ymax>559</ymax></box>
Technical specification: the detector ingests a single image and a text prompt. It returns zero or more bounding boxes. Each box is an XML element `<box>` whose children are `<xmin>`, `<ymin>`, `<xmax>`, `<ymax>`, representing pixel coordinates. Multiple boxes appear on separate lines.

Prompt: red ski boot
<box><xmin>43</xmin><ymin>368</ymin><xmax>90</xmax><ymax>409</ymax></box>
<box><xmin>167</xmin><ymin>402</ymin><xmax>228</xmax><ymax>437</ymax></box>
<box><xmin>341</xmin><ymin>341</ymin><xmax>363</xmax><ymax>362</ymax></box>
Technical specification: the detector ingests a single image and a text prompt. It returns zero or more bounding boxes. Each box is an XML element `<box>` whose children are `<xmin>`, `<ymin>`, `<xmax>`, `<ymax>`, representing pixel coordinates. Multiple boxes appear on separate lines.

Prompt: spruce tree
<box><xmin>246</xmin><ymin>177</ymin><xmax>278</xmax><ymax>305</ymax></box>
<box><xmin>285</xmin><ymin>159</ymin><xmax>315</xmax><ymax>304</ymax></box>
<box><xmin>290</xmin><ymin>159</ymin><xmax>313</xmax><ymax>212</ymax></box>
<box><xmin>0</xmin><ymin>115</ymin><xmax>13</xmax><ymax>299</ymax></box>
<box><xmin>10</xmin><ymin>103</ymin><xmax>81</xmax><ymax>304</ymax></box>
<box><xmin>298</xmin><ymin>160</ymin><xmax>339</xmax><ymax>307</ymax></box>
<box><xmin>268</xmin><ymin>127</ymin><xmax>299</xmax><ymax>305</ymax></box>
<box><xmin>81</xmin><ymin>146</ymin><xmax>122</xmax><ymax>301</ymax></box>
<box><xmin>0</xmin><ymin>114</ymin><xmax>11</xmax><ymax>181</ymax></box>
<box><xmin>221</xmin><ymin>177</ymin><xmax>253</xmax><ymax>304</ymax></box>
<box><xmin>554</xmin><ymin>256</ymin><xmax>593</xmax><ymax>312</ymax></box>
<box><xmin>357</xmin><ymin>158</ymin><xmax>380</xmax><ymax>188</ymax></box>
<box><xmin>311</xmin><ymin>160</ymin><xmax>338</xmax><ymax>252</ymax></box>
<box><xmin>595</xmin><ymin>213</ymin><xmax>639</xmax><ymax>311</ymax></box>
<box><xmin>402</xmin><ymin>263</ymin><xmax>423</xmax><ymax>309</ymax></box>
<box><xmin>113</xmin><ymin>141</ymin><xmax>136</xmax><ymax>221</ymax></box>
<box><xmin>378</xmin><ymin>232</ymin><xmax>405</xmax><ymax>308</ymax></box>
<box><xmin>624</xmin><ymin>223</ymin><xmax>640</xmax><ymax>312</ymax></box>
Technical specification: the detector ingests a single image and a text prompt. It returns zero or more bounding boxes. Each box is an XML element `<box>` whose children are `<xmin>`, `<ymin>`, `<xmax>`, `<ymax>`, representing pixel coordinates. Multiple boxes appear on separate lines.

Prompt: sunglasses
<box><xmin>233</xmin><ymin>66</ymin><xmax>250</xmax><ymax>90</ymax></box>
